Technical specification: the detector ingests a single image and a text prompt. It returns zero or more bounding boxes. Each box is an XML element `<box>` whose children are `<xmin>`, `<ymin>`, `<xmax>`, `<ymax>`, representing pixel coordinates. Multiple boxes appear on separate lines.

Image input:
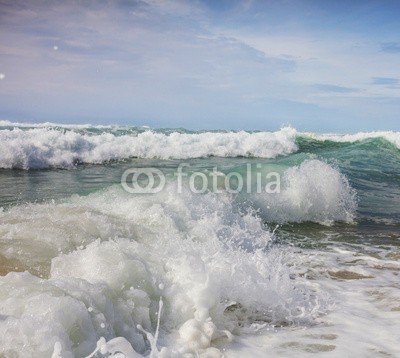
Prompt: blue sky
<box><xmin>0</xmin><ymin>0</ymin><xmax>400</xmax><ymax>132</ymax></box>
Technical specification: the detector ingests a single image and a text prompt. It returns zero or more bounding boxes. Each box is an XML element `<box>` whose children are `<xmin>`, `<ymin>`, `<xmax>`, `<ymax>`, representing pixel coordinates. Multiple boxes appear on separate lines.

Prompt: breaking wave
<box><xmin>0</xmin><ymin>185</ymin><xmax>329</xmax><ymax>357</ymax></box>
<box><xmin>0</xmin><ymin>126</ymin><xmax>297</xmax><ymax>169</ymax></box>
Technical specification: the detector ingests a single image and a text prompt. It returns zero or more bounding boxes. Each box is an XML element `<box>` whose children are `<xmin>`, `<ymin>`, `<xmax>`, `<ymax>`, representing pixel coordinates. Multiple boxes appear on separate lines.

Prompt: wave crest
<box><xmin>302</xmin><ymin>131</ymin><xmax>400</xmax><ymax>149</ymax></box>
<box><xmin>251</xmin><ymin>160</ymin><xmax>357</xmax><ymax>224</ymax></box>
<box><xmin>0</xmin><ymin>127</ymin><xmax>297</xmax><ymax>169</ymax></box>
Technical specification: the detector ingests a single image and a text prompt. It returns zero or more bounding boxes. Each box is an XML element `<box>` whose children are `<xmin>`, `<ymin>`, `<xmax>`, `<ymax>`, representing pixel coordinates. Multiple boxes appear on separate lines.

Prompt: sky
<box><xmin>0</xmin><ymin>0</ymin><xmax>400</xmax><ymax>132</ymax></box>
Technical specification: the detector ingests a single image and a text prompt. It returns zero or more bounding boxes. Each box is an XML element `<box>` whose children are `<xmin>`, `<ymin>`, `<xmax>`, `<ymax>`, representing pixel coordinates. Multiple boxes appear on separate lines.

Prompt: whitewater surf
<box><xmin>0</xmin><ymin>122</ymin><xmax>399</xmax><ymax>357</ymax></box>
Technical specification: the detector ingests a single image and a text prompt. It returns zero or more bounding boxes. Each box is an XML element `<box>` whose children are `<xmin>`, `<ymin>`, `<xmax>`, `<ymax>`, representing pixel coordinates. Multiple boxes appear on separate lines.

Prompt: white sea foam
<box><xmin>0</xmin><ymin>127</ymin><xmax>298</xmax><ymax>169</ymax></box>
<box><xmin>225</xmin><ymin>247</ymin><xmax>400</xmax><ymax>357</ymax></box>
<box><xmin>251</xmin><ymin>160</ymin><xmax>357</xmax><ymax>224</ymax></box>
<box><xmin>302</xmin><ymin>130</ymin><xmax>400</xmax><ymax>149</ymax></box>
<box><xmin>0</xmin><ymin>185</ymin><xmax>327</xmax><ymax>357</ymax></box>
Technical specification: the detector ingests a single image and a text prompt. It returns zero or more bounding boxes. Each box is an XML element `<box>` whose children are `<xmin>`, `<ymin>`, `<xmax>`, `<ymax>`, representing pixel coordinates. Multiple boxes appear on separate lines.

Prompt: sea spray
<box><xmin>249</xmin><ymin>160</ymin><xmax>357</xmax><ymax>224</ymax></box>
<box><xmin>0</xmin><ymin>185</ymin><xmax>330</xmax><ymax>356</ymax></box>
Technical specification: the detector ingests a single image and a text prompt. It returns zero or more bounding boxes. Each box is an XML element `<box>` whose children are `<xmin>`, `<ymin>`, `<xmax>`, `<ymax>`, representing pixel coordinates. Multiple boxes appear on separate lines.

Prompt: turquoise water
<box><xmin>1</xmin><ymin>129</ymin><xmax>399</xmax><ymax>242</ymax></box>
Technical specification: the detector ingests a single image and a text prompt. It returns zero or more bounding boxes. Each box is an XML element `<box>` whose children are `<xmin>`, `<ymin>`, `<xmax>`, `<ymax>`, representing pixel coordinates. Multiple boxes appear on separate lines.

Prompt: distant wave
<box><xmin>0</xmin><ymin>120</ymin><xmax>121</xmax><ymax>129</ymax></box>
<box><xmin>1</xmin><ymin>121</ymin><xmax>399</xmax><ymax>169</ymax></box>
<box><xmin>0</xmin><ymin>126</ymin><xmax>298</xmax><ymax>169</ymax></box>
<box><xmin>301</xmin><ymin>130</ymin><xmax>400</xmax><ymax>149</ymax></box>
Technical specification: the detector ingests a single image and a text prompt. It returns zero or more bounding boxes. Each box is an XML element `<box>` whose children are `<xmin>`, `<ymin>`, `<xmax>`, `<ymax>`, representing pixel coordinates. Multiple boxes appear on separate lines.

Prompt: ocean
<box><xmin>0</xmin><ymin>121</ymin><xmax>399</xmax><ymax>357</ymax></box>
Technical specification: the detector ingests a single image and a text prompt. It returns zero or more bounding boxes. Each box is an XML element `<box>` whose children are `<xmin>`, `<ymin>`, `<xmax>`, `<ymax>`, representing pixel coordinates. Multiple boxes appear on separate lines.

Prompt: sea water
<box><xmin>0</xmin><ymin>121</ymin><xmax>399</xmax><ymax>357</ymax></box>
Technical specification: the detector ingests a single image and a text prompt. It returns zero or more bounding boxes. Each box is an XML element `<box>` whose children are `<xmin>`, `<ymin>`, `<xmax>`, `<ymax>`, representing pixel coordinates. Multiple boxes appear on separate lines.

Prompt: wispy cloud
<box><xmin>372</xmin><ymin>77</ymin><xmax>399</xmax><ymax>86</ymax></box>
<box><xmin>313</xmin><ymin>84</ymin><xmax>360</xmax><ymax>94</ymax></box>
<box><xmin>380</xmin><ymin>42</ymin><xmax>400</xmax><ymax>53</ymax></box>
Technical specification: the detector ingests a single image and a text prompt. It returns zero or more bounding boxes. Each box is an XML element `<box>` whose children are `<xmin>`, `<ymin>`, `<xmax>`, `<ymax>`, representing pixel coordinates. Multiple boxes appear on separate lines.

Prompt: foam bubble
<box><xmin>0</xmin><ymin>271</ymin><xmax>146</xmax><ymax>357</ymax></box>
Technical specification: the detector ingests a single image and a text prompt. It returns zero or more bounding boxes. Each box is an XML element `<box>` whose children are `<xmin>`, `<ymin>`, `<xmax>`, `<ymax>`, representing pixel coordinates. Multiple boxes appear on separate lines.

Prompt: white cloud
<box><xmin>0</xmin><ymin>0</ymin><xmax>399</xmax><ymax>130</ymax></box>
